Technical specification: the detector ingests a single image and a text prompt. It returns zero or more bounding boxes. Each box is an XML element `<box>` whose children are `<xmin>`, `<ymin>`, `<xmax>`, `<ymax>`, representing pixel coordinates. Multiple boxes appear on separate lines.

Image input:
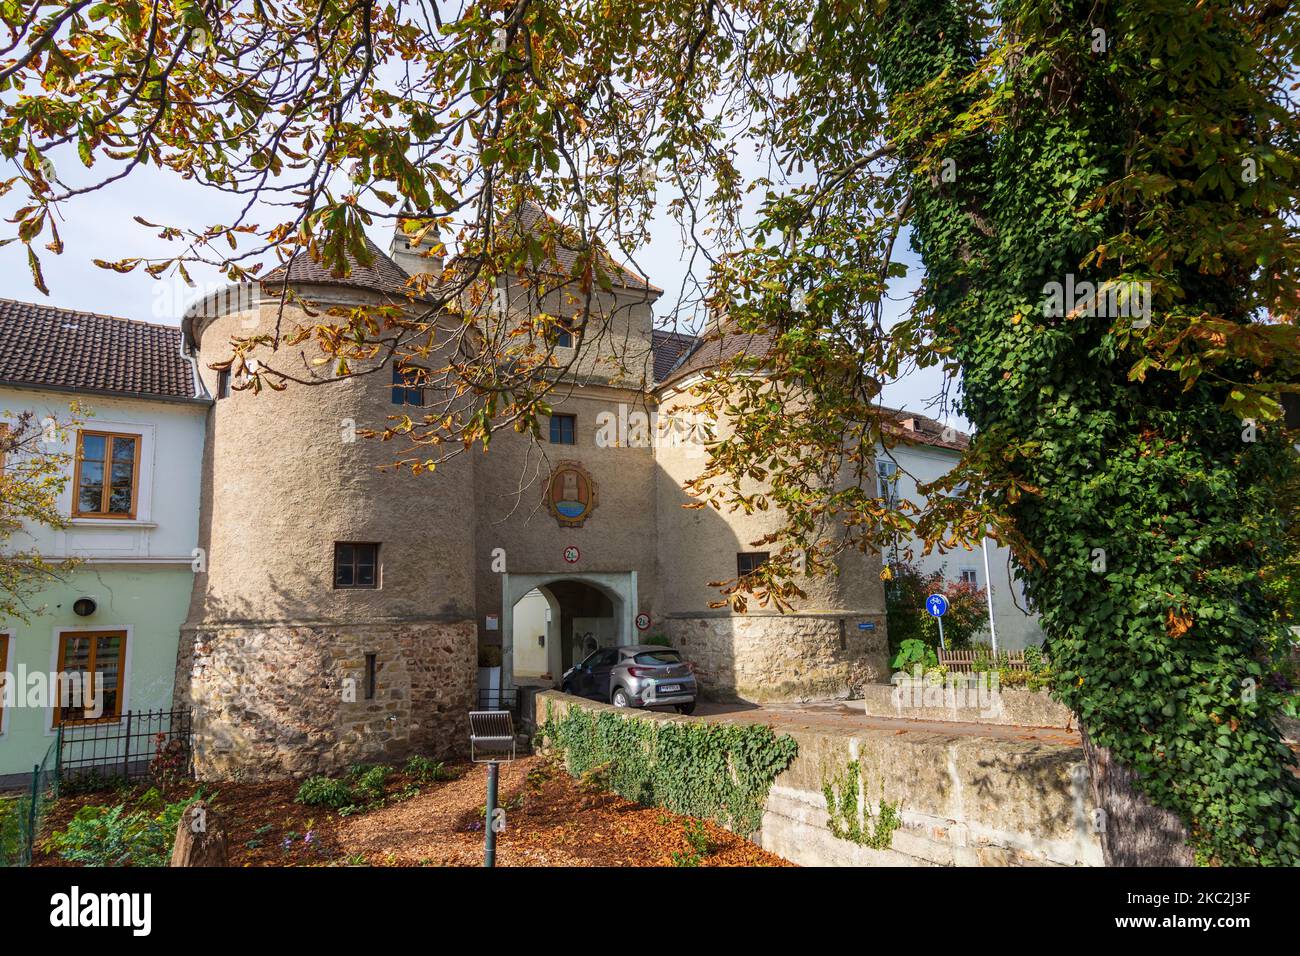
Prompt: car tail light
<box><xmin>627</xmin><ymin>666</ymin><xmax>650</xmax><ymax>677</ymax></box>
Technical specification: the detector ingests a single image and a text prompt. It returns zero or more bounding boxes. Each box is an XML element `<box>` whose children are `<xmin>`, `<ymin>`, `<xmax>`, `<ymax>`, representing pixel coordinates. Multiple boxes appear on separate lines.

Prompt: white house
<box><xmin>877</xmin><ymin>410</ymin><xmax>1044</xmax><ymax>652</ymax></box>
<box><xmin>0</xmin><ymin>298</ymin><xmax>207</xmax><ymax>785</ymax></box>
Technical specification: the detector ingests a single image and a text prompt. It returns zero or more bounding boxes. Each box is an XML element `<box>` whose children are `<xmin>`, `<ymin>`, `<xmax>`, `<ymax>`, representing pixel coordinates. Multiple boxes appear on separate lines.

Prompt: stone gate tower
<box><xmin>175</xmin><ymin>234</ymin><xmax>477</xmax><ymax>780</ymax></box>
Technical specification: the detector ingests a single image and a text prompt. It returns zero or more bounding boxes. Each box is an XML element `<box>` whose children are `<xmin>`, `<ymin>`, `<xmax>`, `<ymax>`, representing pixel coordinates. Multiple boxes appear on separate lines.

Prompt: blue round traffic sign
<box><xmin>925</xmin><ymin>593</ymin><xmax>949</xmax><ymax>617</ymax></box>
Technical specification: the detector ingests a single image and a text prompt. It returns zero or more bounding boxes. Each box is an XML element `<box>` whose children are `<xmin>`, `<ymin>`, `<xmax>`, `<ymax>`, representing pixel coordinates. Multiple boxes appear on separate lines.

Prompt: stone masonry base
<box><xmin>175</xmin><ymin>619</ymin><xmax>476</xmax><ymax>781</ymax></box>
<box><xmin>667</xmin><ymin>613</ymin><xmax>889</xmax><ymax>702</ymax></box>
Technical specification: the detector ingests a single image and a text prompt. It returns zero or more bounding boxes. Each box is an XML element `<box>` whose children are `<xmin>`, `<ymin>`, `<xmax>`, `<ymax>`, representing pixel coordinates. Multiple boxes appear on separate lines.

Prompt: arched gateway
<box><xmin>174</xmin><ymin>218</ymin><xmax>890</xmax><ymax>781</ymax></box>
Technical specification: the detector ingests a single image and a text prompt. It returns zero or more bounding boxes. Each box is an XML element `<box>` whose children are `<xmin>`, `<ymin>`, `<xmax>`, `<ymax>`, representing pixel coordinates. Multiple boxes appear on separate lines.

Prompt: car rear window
<box><xmin>634</xmin><ymin>651</ymin><xmax>682</xmax><ymax>665</ymax></box>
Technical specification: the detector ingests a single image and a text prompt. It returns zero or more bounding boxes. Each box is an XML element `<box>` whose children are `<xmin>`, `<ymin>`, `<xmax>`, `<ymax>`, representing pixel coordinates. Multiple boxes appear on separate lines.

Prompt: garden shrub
<box><xmin>403</xmin><ymin>755</ymin><xmax>453</xmax><ymax>784</ymax></box>
<box><xmin>295</xmin><ymin>776</ymin><xmax>356</xmax><ymax>811</ymax></box>
<box><xmin>540</xmin><ymin>701</ymin><xmax>797</xmax><ymax>838</ymax></box>
<box><xmin>48</xmin><ymin>788</ymin><xmax>203</xmax><ymax>867</ymax></box>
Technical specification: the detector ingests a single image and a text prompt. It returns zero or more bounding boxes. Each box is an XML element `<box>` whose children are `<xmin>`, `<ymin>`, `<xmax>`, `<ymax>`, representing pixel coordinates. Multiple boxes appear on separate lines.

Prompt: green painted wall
<box><xmin>0</xmin><ymin>566</ymin><xmax>191</xmax><ymax>779</ymax></box>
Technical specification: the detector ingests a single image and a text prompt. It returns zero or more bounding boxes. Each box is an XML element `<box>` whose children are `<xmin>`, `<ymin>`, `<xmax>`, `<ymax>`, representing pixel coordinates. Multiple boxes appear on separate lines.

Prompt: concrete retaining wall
<box><xmin>860</xmin><ymin>680</ymin><xmax>1075</xmax><ymax>729</ymax></box>
<box><xmin>533</xmin><ymin>691</ymin><xmax>1103</xmax><ymax>867</ymax></box>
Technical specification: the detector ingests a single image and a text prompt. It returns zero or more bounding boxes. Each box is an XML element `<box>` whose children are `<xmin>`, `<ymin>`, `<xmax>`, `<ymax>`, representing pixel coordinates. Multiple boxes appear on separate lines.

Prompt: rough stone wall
<box><xmin>669</xmin><ymin>613</ymin><xmax>888</xmax><ymax>702</ymax></box>
<box><xmin>180</xmin><ymin>619</ymin><xmax>475</xmax><ymax>781</ymax></box>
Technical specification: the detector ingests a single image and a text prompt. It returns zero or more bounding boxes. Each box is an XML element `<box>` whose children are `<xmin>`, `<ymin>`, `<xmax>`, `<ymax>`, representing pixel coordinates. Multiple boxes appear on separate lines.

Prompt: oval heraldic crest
<box><xmin>545</xmin><ymin>460</ymin><xmax>598</xmax><ymax>527</ymax></box>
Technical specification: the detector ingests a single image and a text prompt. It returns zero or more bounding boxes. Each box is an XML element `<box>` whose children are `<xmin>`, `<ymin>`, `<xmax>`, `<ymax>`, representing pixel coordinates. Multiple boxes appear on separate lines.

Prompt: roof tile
<box><xmin>0</xmin><ymin>298</ymin><xmax>198</xmax><ymax>400</ymax></box>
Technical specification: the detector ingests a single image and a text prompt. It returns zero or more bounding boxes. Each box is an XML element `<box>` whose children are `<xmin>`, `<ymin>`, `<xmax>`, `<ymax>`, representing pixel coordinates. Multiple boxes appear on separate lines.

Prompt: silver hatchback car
<box><xmin>561</xmin><ymin>644</ymin><xmax>697</xmax><ymax>714</ymax></box>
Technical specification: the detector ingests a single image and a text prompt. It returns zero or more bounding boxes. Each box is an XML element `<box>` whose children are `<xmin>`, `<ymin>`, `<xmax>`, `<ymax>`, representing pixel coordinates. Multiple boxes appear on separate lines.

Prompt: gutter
<box><xmin>0</xmin><ymin>378</ymin><xmax>212</xmax><ymax>407</ymax></box>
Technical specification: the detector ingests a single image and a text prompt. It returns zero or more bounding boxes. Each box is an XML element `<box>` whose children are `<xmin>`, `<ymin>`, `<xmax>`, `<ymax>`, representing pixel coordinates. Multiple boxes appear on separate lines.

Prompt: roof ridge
<box><xmin>0</xmin><ymin>296</ymin><xmax>183</xmax><ymax>333</ymax></box>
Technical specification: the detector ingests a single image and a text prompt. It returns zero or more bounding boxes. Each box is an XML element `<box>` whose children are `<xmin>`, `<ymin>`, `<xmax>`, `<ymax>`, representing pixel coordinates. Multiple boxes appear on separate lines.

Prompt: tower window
<box><xmin>334</xmin><ymin>542</ymin><xmax>380</xmax><ymax>589</ymax></box>
<box><xmin>555</xmin><ymin>316</ymin><xmax>575</xmax><ymax>349</ymax></box>
<box><xmin>391</xmin><ymin>366</ymin><xmax>424</xmax><ymax>406</ymax></box>
<box><xmin>549</xmin><ymin>414</ymin><xmax>576</xmax><ymax>445</ymax></box>
<box><xmin>216</xmin><ymin>368</ymin><xmax>231</xmax><ymax>399</ymax></box>
<box><xmin>737</xmin><ymin>551</ymin><xmax>769</xmax><ymax>578</ymax></box>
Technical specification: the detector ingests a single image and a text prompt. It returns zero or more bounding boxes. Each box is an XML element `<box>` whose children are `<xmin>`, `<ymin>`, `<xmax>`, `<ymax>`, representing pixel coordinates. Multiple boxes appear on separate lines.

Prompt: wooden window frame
<box><xmin>549</xmin><ymin>413</ymin><xmax>576</xmax><ymax>445</ymax></box>
<box><xmin>737</xmin><ymin>551</ymin><xmax>770</xmax><ymax>579</ymax></box>
<box><xmin>334</xmin><ymin>542</ymin><xmax>381</xmax><ymax>590</ymax></box>
<box><xmin>73</xmin><ymin>430</ymin><xmax>141</xmax><ymax>519</ymax></box>
<box><xmin>54</xmin><ymin>629</ymin><xmax>128</xmax><ymax>726</ymax></box>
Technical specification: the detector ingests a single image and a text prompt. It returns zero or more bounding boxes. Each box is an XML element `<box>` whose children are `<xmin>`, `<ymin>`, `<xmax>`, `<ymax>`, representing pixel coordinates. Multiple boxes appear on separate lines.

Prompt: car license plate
<box><xmin>659</xmin><ymin>684</ymin><xmax>681</xmax><ymax>694</ymax></box>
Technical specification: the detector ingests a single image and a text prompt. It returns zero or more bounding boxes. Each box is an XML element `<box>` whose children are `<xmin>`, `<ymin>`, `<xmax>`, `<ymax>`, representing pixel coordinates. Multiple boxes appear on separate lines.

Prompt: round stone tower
<box><xmin>653</xmin><ymin>330</ymin><xmax>890</xmax><ymax>701</ymax></box>
<box><xmin>175</xmin><ymin>238</ymin><xmax>477</xmax><ymax>780</ymax></box>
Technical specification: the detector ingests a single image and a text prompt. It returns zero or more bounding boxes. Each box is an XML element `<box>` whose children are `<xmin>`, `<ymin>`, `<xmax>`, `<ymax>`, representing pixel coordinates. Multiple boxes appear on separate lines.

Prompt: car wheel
<box><xmin>611</xmin><ymin>687</ymin><xmax>631</xmax><ymax>708</ymax></box>
<box><xmin>676</xmin><ymin>702</ymin><xmax>696</xmax><ymax>715</ymax></box>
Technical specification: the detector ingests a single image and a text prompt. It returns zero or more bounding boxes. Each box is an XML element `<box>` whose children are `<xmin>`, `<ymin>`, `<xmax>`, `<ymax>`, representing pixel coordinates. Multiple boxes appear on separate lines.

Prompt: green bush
<box><xmin>295</xmin><ymin>776</ymin><xmax>356</xmax><ymax>811</ymax></box>
<box><xmin>541</xmin><ymin>701</ymin><xmax>796</xmax><ymax>838</ymax></box>
<box><xmin>403</xmin><ymin>755</ymin><xmax>453</xmax><ymax>784</ymax></box>
<box><xmin>48</xmin><ymin>789</ymin><xmax>202</xmax><ymax>867</ymax></box>
<box><xmin>644</xmin><ymin>634</ymin><xmax>672</xmax><ymax>647</ymax></box>
<box><xmin>351</xmin><ymin>765</ymin><xmax>391</xmax><ymax>801</ymax></box>
<box><xmin>0</xmin><ymin>797</ymin><xmax>23</xmax><ymax>865</ymax></box>
<box><xmin>297</xmin><ymin>765</ymin><xmax>395</xmax><ymax>814</ymax></box>
<box><xmin>889</xmin><ymin>638</ymin><xmax>937</xmax><ymax>672</ymax></box>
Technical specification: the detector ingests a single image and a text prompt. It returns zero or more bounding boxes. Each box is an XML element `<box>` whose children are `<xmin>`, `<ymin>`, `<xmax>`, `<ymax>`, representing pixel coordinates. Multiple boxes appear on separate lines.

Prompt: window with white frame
<box><xmin>876</xmin><ymin>459</ymin><xmax>898</xmax><ymax>504</ymax></box>
<box><xmin>959</xmin><ymin>568</ymin><xmax>979</xmax><ymax>586</ymax></box>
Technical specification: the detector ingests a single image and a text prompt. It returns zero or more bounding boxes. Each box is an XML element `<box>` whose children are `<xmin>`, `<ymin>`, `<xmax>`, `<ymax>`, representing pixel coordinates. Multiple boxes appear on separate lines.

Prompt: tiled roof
<box><xmin>652</xmin><ymin>322</ymin><xmax>971</xmax><ymax>448</ymax></box>
<box><xmin>261</xmin><ymin>237</ymin><xmax>416</xmax><ymax>298</ymax></box>
<box><xmin>881</xmin><ymin>407</ymin><xmax>971</xmax><ymax>451</ymax></box>
<box><xmin>656</xmin><ymin>326</ymin><xmax>774</xmax><ymax>387</ymax></box>
<box><xmin>651</xmin><ymin>329</ymin><xmax>698</xmax><ymax>382</ymax></box>
<box><xmin>511</xmin><ymin>203</ymin><xmax>662</xmax><ymax>295</ymax></box>
<box><xmin>0</xmin><ymin>298</ymin><xmax>200</xmax><ymax>401</ymax></box>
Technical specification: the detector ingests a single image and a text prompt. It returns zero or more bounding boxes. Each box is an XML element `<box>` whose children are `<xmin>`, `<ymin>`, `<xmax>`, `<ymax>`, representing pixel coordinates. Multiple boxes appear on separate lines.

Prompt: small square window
<box><xmin>960</xmin><ymin>569</ymin><xmax>979</xmax><ymax>586</ymax></box>
<box><xmin>554</xmin><ymin>316</ymin><xmax>576</xmax><ymax>349</ymax></box>
<box><xmin>391</xmin><ymin>366</ymin><xmax>424</xmax><ymax>407</ymax></box>
<box><xmin>335</xmin><ymin>542</ymin><xmax>380</xmax><ymax>589</ymax></box>
<box><xmin>550</xmin><ymin>414</ymin><xmax>576</xmax><ymax>445</ymax></box>
<box><xmin>737</xmin><ymin>551</ymin><xmax>770</xmax><ymax>578</ymax></box>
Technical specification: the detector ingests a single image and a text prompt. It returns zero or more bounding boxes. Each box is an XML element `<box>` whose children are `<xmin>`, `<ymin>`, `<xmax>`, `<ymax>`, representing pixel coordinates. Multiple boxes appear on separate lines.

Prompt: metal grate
<box><xmin>468</xmin><ymin>710</ymin><xmax>516</xmax><ymax>763</ymax></box>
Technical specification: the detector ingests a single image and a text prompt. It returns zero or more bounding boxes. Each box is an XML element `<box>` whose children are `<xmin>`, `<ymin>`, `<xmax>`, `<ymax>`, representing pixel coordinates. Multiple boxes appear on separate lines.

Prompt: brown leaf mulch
<box><xmin>32</xmin><ymin>754</ymin><xmax>791</xmax><ymax>868</ymax></box>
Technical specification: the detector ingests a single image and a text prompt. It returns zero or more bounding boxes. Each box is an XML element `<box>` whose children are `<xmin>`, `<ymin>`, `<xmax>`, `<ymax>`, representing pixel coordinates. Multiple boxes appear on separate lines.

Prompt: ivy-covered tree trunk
<box><xmin>881</xmin><ymin>0</ymin><xmax>1300</xmax><ymax>865</ymax></box>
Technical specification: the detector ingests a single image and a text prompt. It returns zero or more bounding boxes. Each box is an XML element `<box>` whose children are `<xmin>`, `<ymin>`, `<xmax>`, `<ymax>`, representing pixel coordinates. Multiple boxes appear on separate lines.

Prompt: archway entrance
<box><xmin>501</xmin><ymin>571</ymin><xmax>636</xmax><ymax>690</ymax></box>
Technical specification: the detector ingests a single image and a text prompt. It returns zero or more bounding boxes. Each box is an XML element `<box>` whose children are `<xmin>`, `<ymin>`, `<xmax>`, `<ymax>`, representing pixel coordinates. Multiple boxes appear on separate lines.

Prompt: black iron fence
<box><xmin>59</xmin><ymin>707</ymin><xmax>193</xmax><ymax>788</ymax></box>
<box><xmin>477</xmin><ymin>687</ymin><xmax>519</xmax><ymax>714</ymax></box>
